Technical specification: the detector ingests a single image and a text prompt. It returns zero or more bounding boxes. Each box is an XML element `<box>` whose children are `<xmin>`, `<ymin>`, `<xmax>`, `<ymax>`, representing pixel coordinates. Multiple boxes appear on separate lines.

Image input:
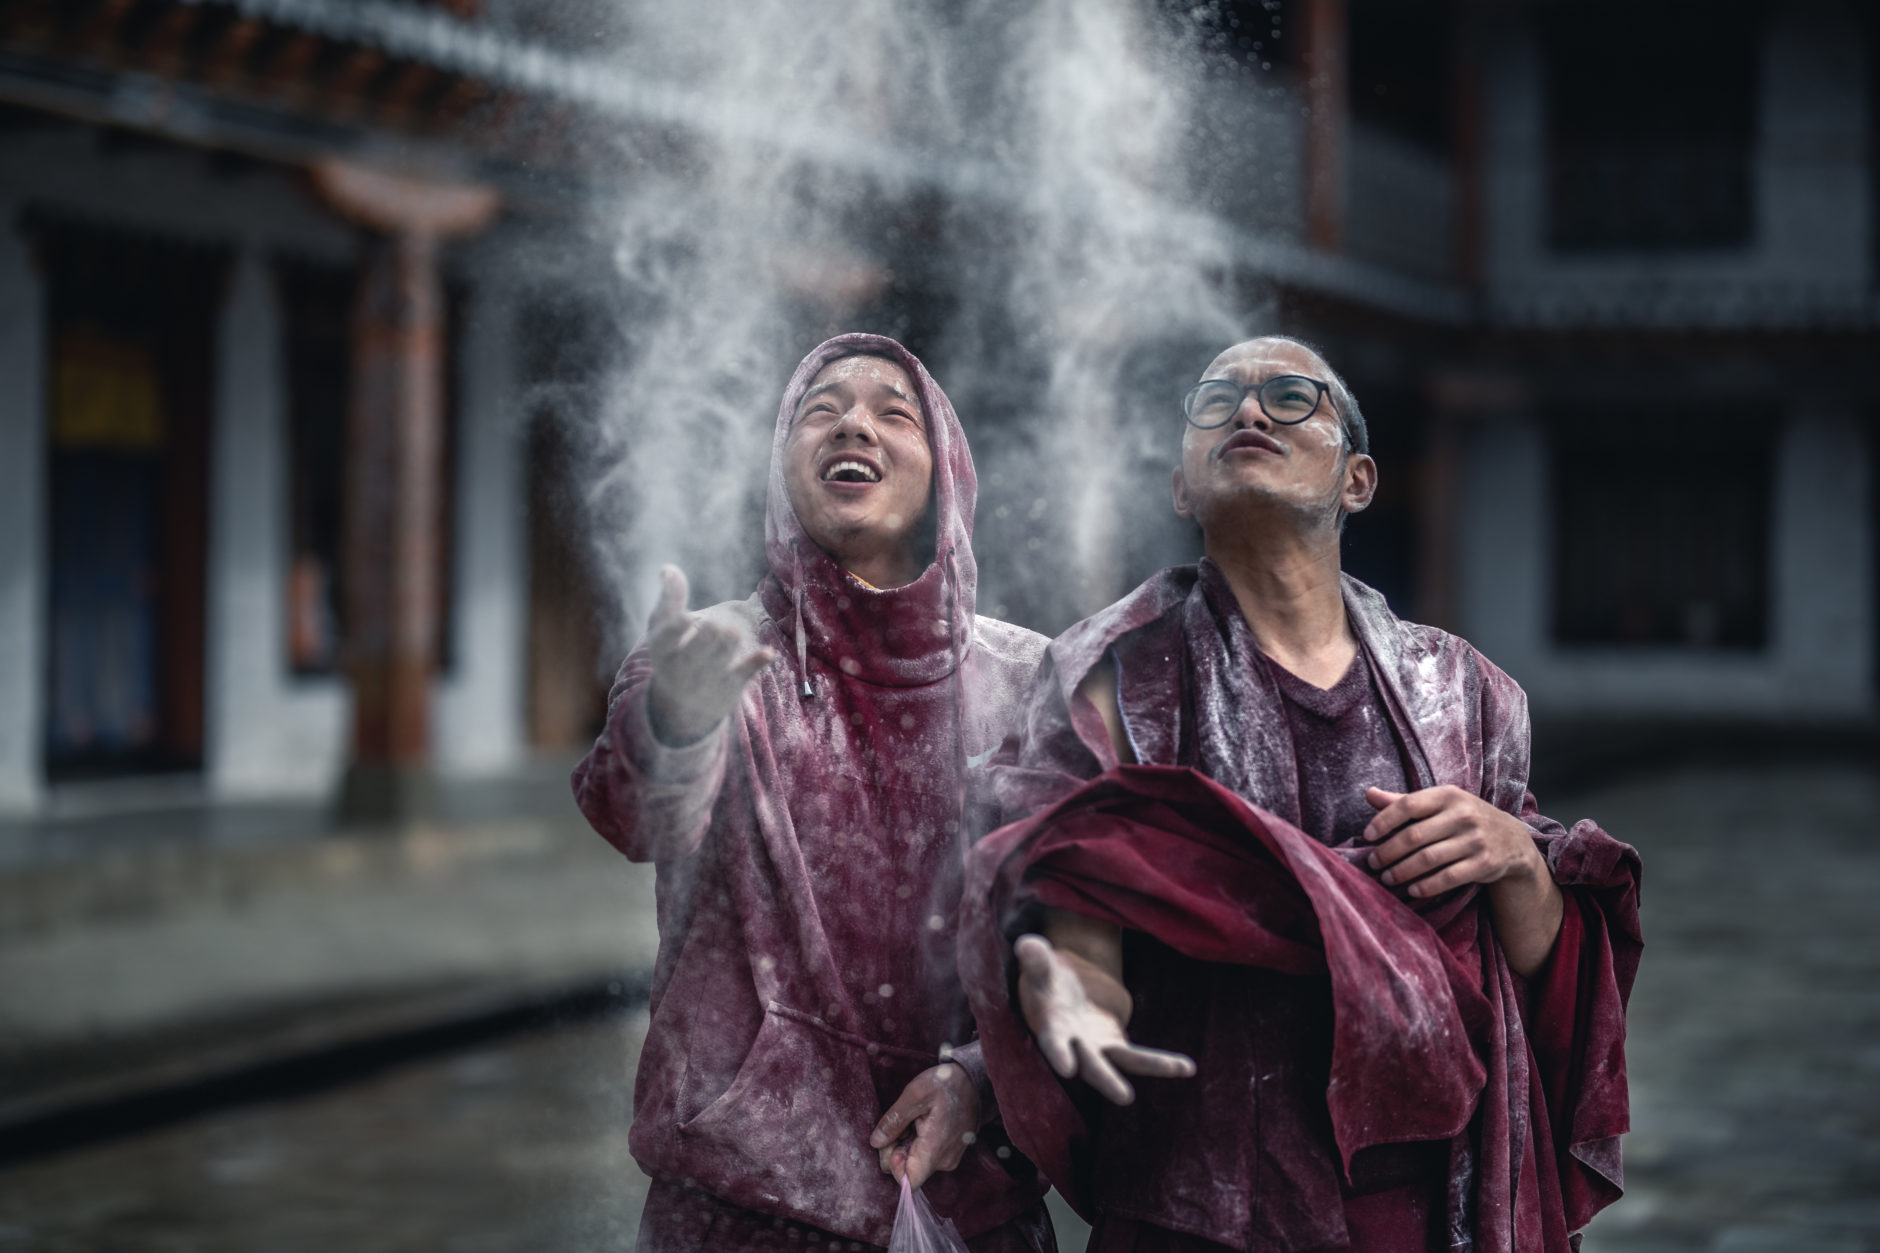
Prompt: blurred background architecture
<box><xmin>0</xmin><ymin>0</ymin><xmax>1874</xmax><ymax>1249</ymax></box>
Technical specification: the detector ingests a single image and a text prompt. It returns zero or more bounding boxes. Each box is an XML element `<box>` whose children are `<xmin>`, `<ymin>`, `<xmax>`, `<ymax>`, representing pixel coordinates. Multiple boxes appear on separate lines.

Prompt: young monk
<box><xmin>961</xmin><ymin>337</ymin><xmax>1642</xmax><ymax>1252</ymax></box>
<box><xmin>573</xmin><ymin>334</ymin><xmax>1055</xmax><ymax>1252</ymax></box>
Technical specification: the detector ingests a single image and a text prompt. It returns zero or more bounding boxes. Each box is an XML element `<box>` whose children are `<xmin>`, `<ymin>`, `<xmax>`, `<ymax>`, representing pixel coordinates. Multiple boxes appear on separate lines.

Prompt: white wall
<box><xmin>204</xmin><ymin>248</ymin><xmax>350</xmax><ymax>800</ymax></box>
<box><xmin>1483</xmin><ymin>0</ymin><xmax>1873</xmax><ymax>327</ymax></box>
<box><xmin>1458</xmin><ymin>412</ymin><xmax>1873</xmax><ymax>720</ymax></box>
<box><xmin>433</xmin><ymin>275</ymin><xmax>527</xmax><ymax>776</ymax></box>
<box><xmin>0</xmin><ymin>124</ymin><xmax>538</xmax><ymax>812</ymax></box>
<box><xmin>0</xmin><ymin>202</ymin><xmax>46</xmax><ymax>816</ymax></box>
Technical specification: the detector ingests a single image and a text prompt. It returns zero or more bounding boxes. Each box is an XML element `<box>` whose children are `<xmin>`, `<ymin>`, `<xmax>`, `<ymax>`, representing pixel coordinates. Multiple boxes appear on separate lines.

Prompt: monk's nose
<box><xmin>831</xmin><ymin>407</ymin><xmax>878</xmax><ymax>442</ymax></box>
<box><xmin>1235</xmin><ymin>399</ymin><xmax>1271</xmax><ymax>431</ymax></box>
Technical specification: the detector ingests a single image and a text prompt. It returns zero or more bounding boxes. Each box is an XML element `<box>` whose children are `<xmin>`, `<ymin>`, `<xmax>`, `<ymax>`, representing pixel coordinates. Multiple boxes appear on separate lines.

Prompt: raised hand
<box><xmin>868</xmin><ymin>1062</ymin><xmax>979</xmax><ymax>1189</ymax></box>
<box><xmin>1014</xmin><ymin>932</ymin><xmax>1195</xmax><ymax>1106</ymax></box>
<box><xmin>644</xmin><ymin>565</ymin><xmax>775</xmax><ymax>746</ymax></box>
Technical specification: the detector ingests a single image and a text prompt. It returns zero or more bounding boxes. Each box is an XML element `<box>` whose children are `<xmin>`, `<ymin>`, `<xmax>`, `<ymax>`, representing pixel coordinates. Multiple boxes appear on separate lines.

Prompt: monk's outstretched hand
<box><xmin>645</xmin><ymin>565</ymin><xmax>775</xmax><ymax>746</ymax></box>
<box><xmin>1014</xmin><ymin>933</ymin><xmax>1195</xmax><ymax>1106</ymax></box>
<box><xmin>869</xmin><ymin>1062</ymin><xmax>978</xmax><ymax>1189</ymax></box>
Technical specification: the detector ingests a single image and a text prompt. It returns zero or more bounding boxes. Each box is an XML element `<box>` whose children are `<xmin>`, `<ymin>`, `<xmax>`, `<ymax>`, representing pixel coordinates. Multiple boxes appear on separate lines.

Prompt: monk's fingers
<box><xmin>1368</xmin><ymin>810</ymin><xmax>1471</xmax><ymax>871</ymax></box>
<box><xmin>1361</xmin><ymin>784</ymin><xmax>1464</xmax><ymax>845</ymax></box>
<box><xmin>870</xmin><ymin>1089</ymin><xmax>927</xmax><ymax>1149</ymax></box>
<box><xmin>1032</xmin><ymin>1019</ymin><xmax>1080</xmax><ymax>1080</ymax></box>
<box><xmin>645</xmin><ymin>607</ymin><xmax>696</xmax><ymax>655</ymax></box>
<box><xmin>1014</xmin><ymin>934</ymin><xmax>1057</xmax><ymax>982</ymax></box>
<box><xmin>901</xmin><ymin>1128</ymin><xmax>954</xmax><ymax>1191</ymax></box>
<box><xmin>649</xmin><ymin>565</ymin><xmax>691</xmax><ymax>630</ymax></box>
<box><xmin>1106</xmin><ymin>1042</ymin><xmax>1197</xmax><ymax>1080</ymax></box>
<box><xmin>1404</xmin><ymin>856</ymin><xmax>1492</xmax><ymax>899</ymax></box>
<box><xmin>1377</xmin><ymin>829</ymin><xmax>1480</xmax><ymax>886</ymax></box>
<box><xmin>728</xmin><ymin>647</ymin><xmax>777</xmax><ymax>687</ymax></box>
<box><xmin>1074</xmin><ymin>1038</ymin><xmax>1136</xmax><ymax>1106</ymax></box>
<box><xmin>1015</xmin><ymin>935</ymin><xmax>1076</xmax><ymax>1004</ymax></box>
<box><xmin>1363</xmin><ymin>786</ymin><xmax>1405</xmax><ymax>811</ymax></box>
<box><xmin>681</xmin><ymin>618</ymin><xmax>745</xmax><ymax>663</ymax></box>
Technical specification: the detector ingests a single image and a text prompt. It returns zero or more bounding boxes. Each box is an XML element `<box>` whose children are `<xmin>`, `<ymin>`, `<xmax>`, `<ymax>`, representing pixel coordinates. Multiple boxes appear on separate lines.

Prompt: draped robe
<box><xmin>962</xmin><ymin>561</ymin><xmax>1641</xmax><ymax>1252</ymax></box>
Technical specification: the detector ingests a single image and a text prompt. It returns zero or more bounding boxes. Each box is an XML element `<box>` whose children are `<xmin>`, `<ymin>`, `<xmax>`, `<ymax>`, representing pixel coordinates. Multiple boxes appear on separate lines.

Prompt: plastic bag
<box><xmin>887</xmin><ymin>1174</ymin><xmax>970</xmax><ymax>1253</ymax></box>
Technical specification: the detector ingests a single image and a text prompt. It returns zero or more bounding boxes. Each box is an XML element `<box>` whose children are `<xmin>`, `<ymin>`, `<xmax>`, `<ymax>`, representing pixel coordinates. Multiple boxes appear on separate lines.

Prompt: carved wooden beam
<box><xmin>379</xmin><ymin>59</ymin><xmax>438</xmax><ymax>120</ymax></box>
<box><xmin>202</xmin><ymin>15</ymin><xmax>265</xmax><ymax>84</ymax></box>
<box><xmin>140</xmin><ymin>2</ymin><xmax>206</xmax><ymax>73</ymax></box>
<box><xmin>310</xmin><ymin>158</ymin><xmax>498</xmax><ymax>240</ymax></box>
<box><xmin>71</xmin><ymin>0</ymin><xmax>136</xmax><ymax>58</ymax></box>
<box><xmin>327</xmin><ymin>43</ymin><xmax>386</xmax><ymax>113</ymax></box>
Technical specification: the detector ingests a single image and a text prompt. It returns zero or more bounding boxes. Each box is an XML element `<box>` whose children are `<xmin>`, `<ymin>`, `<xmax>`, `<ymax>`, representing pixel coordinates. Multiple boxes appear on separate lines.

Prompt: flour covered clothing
<box><xmin>964</xmin><ymin>561</ymin><xmax>1641</xmax><ymax>1253</ymax></box>
<box><xmin>572</xmin><ymin>334</ymin><xmax>1052</xmax><ymax>1250</ymax></box>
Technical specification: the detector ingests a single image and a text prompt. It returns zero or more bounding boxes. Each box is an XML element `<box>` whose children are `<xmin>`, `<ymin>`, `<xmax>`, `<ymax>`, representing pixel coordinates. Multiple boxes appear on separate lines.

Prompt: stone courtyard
<box><xmin>0</xmin><ymin>762</ymin><xmax>1875</xmax><ymax>1252</ymax></box>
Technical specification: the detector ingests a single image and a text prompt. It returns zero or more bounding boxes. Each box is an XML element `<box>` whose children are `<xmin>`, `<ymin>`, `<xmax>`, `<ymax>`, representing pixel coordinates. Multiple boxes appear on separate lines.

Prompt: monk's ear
<box><xmin>1172</xmin><ymin>466</ymin><xmax>1193</xmax><ymax>519</ymax></box>
<box><xmin>1342</xmin><ymin>452</ymin><xmax>1378</xmax><ymax>516</ymax></box>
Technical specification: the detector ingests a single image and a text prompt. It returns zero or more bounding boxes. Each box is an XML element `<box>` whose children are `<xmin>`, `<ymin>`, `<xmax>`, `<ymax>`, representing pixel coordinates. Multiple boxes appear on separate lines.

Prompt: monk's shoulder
<box><xmin>1049</xmin><ymin>566</ymin><xmax>1198</xmax><ymax>684</ymax></box>
<box><xmin>972</xmin><ymin>614</ymin><xmax>1049</xmax><ymax>678</ymax></box>
<box><xmin>1376</xmin><ymin>612</ymin><xmax>1529</xmax><ymax>722</ymax></box>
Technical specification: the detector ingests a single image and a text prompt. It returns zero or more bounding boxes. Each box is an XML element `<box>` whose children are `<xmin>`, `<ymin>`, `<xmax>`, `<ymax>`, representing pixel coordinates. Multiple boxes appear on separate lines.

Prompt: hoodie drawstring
<box><xmin>792</xmin><ymin>540</ymin><xmax>814</xmax><ymax>699</ymax></box>
<box><xmin>942</xmin><ymin>546</ymin><xmax>972</xmax><ymax>860</ymax></box>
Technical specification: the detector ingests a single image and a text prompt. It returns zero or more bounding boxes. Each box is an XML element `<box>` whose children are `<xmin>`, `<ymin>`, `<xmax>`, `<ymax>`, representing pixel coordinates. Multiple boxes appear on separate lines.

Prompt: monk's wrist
<box><xmin>1488</xmin><ymin>845</ymin><xmax>1560</xmax><ymax>919</ymax></box>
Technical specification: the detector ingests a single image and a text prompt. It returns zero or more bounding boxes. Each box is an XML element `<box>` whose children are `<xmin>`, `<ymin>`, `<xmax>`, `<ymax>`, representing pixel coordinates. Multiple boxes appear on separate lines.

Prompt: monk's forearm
<box><xmin>1042</xmin><ymin>908</ymin><xmax>1133</xmax><ymax>1025</ymax></box>
<box><xmin>1486</xmin><ymin>856</ymin><xmax>1564</xmax><ymax>979</ymax></box>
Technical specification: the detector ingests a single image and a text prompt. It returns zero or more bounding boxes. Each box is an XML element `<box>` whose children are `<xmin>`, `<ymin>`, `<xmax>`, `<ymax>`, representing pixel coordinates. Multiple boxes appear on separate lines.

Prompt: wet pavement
<box><xmin>0</xmin><ymin>763</ymin><xmax>1875</xmax><ymax>1252</ymax></box>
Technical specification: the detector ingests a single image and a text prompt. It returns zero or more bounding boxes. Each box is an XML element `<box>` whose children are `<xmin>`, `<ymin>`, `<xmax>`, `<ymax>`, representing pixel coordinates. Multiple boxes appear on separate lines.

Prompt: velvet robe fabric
<box><xmin>573</xmin><ymin>334</ymin><xmax>1050</xmax><ymax>1247</ymax></box>
<box><xmin>962</xmin><ymin>560</ymin><xmax>1642</xmax><ymax>1252</ymax></box>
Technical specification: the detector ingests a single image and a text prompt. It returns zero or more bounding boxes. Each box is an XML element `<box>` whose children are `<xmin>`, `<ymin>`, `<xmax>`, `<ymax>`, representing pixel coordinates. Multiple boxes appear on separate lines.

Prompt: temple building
<box><xmin>0</xmin><ymin>0</ymin><xmax>1873</xmax><ymax>824</ymax></box>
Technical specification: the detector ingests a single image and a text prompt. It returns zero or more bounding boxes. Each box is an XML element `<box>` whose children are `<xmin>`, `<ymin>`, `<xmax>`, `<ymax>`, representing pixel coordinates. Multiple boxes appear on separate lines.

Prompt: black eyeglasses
<box><xmin>1182</xmin><ymin>375</ymin><xmax>1334</xmax><ymax>430</ymax></box>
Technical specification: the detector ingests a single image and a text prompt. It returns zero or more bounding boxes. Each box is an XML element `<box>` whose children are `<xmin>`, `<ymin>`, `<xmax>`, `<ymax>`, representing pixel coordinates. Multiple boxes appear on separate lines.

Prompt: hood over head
<box><xmin>762</xmin><ymin>333</ymin><xmax>978</xmax><ymax>689</ymax></box>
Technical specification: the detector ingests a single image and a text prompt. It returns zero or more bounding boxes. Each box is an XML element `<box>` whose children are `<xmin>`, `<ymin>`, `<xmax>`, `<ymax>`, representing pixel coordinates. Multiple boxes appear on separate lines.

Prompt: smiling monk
<box><xmin>961</xmin><ymin>337</ymin><xmax>1642</xmax><ymax>1253</ymax></box>
<box><xmin>573</xmin><ymin>334</ymin><xmax>1055</xmax><ymax>1252</ymax></box>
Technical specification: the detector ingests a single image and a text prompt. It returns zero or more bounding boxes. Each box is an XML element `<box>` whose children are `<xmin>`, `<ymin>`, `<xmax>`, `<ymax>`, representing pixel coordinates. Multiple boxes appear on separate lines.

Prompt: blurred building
<box><xmin>0</xmin><ymin>0</ymin><xmax>613</xmax><ymax>819</ymax></box>
<box><xmin>0</xmin><ymin>0</ymin><xmax>1873</xmax><ymax>823</ymax></box>
<box><xmin>1311</xmin><ymin>0</ymin><xmax>1878</xmax><ymax>734</ymax></box>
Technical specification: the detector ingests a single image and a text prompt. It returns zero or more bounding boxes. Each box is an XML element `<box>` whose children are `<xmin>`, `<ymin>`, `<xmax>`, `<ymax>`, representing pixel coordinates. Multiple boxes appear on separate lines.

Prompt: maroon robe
<box><xmin>573</xmin><ymin>334</ymin><xmax>1052</xmax><ymax>1250</ymax></box>
<box><xmin>962</xmin><ymin>560</ymin><xmax>1642</xmax><ymax>1252</ymax></box>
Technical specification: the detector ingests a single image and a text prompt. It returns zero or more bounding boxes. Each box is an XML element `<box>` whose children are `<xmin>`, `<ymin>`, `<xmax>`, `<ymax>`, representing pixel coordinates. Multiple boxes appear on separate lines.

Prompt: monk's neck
<box><xmin>837</xmin><ymin>545</ymin><xmax>923</xmax><ymax>591</ymax></box>
<box><xmin>1204</xmin><ymin>526</ymin><xmax>1356</xmax><ymax>689</ymax></box>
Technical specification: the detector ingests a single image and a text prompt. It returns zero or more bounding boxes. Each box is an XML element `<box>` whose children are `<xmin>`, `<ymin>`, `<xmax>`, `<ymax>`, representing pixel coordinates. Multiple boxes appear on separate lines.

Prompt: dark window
<box><xmin>1552</xmin><ymin>405</ymin><xmax>1769</xmax><ymax>648</ymax></box>
<box><xmin>276</xmin><ymin>258</ymin><xmax>352</xmax><ymax>676</ymax></box>
<box><xmin>1543</xmin><ymin>0</ymin><xmax>1759</xmax><ymax>252</ymax></box>
<box><xmin>1350</xmin><ymin>0</ymin><xmax>1452</xmax><ymax>155</ymax></box>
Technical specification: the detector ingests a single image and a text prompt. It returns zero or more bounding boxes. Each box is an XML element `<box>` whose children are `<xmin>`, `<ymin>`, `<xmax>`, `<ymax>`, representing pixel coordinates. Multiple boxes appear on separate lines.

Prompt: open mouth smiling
<box><xmin>820</xmin><ymin>457</ymin><xmax>882</xmax><ymax>484</ymax></box>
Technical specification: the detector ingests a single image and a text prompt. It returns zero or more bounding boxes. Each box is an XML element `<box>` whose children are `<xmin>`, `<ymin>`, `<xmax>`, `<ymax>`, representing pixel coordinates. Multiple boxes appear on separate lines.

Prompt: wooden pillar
<box><xmin>311</xmin><ymin>160</ymin><xmax>496</xmax><ymax>822</ymax></box>
<box><xmin>1301</xmin><ymin>0</ymin><xmax>1348</xmax><ymax>252</ymax></box>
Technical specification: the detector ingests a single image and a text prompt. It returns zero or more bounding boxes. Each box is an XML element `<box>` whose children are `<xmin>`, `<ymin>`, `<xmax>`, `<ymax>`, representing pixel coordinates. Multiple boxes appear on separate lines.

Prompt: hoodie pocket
<box><xmin>675</xmin><ymin>1001</ymin><xmax>936</xmax><ymax>1239</ymax></box>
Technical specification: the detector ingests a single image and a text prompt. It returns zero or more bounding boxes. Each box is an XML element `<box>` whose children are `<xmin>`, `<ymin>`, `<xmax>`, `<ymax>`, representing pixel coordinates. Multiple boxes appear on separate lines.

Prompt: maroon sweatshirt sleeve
<box><xmin>570</xmin><ymin>642</ymin><xmax>731</xmax><ymax>864</ymax></box>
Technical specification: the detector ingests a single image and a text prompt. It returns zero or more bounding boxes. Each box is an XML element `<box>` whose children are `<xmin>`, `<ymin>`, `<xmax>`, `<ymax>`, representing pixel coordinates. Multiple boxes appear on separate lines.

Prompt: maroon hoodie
<box><xmin>572</xmin><ymin>334</ymin><xmax>1050</xmax><ymax>1246</ymax></box>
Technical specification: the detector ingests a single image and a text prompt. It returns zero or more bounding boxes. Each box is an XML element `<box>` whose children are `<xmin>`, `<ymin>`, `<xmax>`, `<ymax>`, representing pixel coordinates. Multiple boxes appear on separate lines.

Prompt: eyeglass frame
<box><xmin>1181</xmin><ymin>374</ymin><xmax>1340</xmax><ymax>432</ymax></box>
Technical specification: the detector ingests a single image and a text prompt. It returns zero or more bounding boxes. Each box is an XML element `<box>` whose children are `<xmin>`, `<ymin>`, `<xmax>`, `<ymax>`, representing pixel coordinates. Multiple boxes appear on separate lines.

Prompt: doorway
<box><xmin>38</xmin><ymin>218</ymin><xmax>225</xmax><ymax>781</ymax></box>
